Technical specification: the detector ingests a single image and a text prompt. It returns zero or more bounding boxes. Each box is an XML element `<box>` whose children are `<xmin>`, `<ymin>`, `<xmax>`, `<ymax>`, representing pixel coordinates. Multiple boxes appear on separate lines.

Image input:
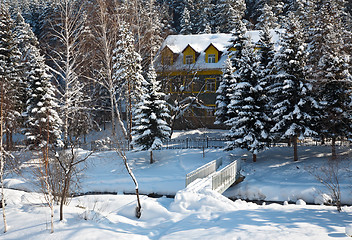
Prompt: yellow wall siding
<box><xmin>228</xmin><ymin>46</ymin><xmax>261</xmax><ymax>54</ymax></box>
<box><xmin>183</xmin><ymin>46</ymin><xmax>196</xmax><ymax>64</ymax></box>
<box><xmin>161</xmin><ymin>47</ymin><xmax>174</xmax><ymax>65</ymax></box>
<box><xmin>205</xmin><ymin>45</ymin><xmax>219</xmax><ymax>63</ymax></box>
<box><xmin>157</xmin><ymin>69</ymin><xmax>222</xmax><ymax>76</ymax></box>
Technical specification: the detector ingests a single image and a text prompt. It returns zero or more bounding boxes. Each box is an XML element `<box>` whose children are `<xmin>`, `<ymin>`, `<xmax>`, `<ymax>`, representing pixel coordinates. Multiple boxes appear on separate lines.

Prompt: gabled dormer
<box><xmin>204</xmin><ymin>43</ymin><xmax>222</xmax><ymax>63</ymax></box>
<box><xmin>161</xmin><ymin>45</ymin><xmax>176</xmax><ymax>65</ymax></box>
<box><xmin>182</xmin><ymin>44</ymin><xmax>198</xmax><ymax>64</ymax></box>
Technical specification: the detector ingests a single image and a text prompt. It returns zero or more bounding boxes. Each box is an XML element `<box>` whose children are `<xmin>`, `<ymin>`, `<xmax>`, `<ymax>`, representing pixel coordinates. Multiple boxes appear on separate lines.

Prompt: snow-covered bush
<box><xmin>296</xmin><ymin>199</ymin><xmax>306</xmax><ymax>205</ymax></box>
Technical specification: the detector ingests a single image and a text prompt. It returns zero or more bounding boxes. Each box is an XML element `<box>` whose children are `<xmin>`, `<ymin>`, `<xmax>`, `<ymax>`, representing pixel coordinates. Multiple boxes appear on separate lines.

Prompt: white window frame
<box><xmin>208</xmin><ymin>54</ymin><xmax>216</xmax><ymax>63</ymax></box>
<box><xmin>185</xmin><ymin>55</ymin><xmax>193</xmax><ymax>64</ymax></box>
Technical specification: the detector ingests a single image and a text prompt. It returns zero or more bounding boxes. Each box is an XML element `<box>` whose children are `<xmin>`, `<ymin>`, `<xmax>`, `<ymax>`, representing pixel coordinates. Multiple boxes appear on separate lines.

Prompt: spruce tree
<box><xmin>180</xmin><ymin>3</ymin><xmax>192</xmax><ymax>35</ymax></box>
<box><xmin>306</xmin><ymin>0</ymin><xmax>352</xmax><ymax>158</ymax></box>
<box><xmin>226</xmin><ymin>20</ymin><xmax>248</xmax><ymax>122</ymax></box>
<box><xmin>257</xmin><ymin>21</ymin><xmax>276</xmax><ymax>142</ymax></box>
<box><xmin>13</xmin><ymin>11</ymin><xmax>37</xmax><ymax>117</ymax></box>
<box><xmin>131</xmin><ymin>65</ymin><xmax>171</xmax><ymax>164</ymax></box>
<box><xmin>213</xmin><ymin>0</ymin><xmax>246</xmax><ymax>33</ymax></box>
<box><xmin>256</xmin><ymin>3</ymin><xmax>279</xmax><ymax>30</ymax></box>
<box><xmin>215</xmin><ymin>57</ymin><xmax>233</xmax><ymax>126</ymax></box>
<box><xmin>0</xmin><ymin>4</ymin><xmax>23</xmax><ymax>150</ymax></box>
<box><xmin>193</xmin><ymin>0</ymin><xmax>212</xmax><ymax>34</ymax></box>
<box><xmin>25</xmin><ymin>45</ymin><xmax>62</xmax><ymax>148</ymax></box>
<box><xmin>270</xmin><ymin>12</ymin><xmax>320</xmax><ymax>161</ymax></box>
<box><xmin>228</xmin><ymin>20</ymin><xmax>248</xmax><ymax>70</ymax></box>
<box><xmin>225</xmin><ymin>39</ymin><xmax>269</xmax><ymax>162</ymax></box>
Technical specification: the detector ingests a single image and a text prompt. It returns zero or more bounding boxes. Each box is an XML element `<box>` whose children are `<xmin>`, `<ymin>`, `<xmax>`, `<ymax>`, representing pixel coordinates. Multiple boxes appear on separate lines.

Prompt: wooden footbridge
<box><xmin>185</xmin><ymin>155</ymin><xmax>243</xmax><ymax>194</ymax></box>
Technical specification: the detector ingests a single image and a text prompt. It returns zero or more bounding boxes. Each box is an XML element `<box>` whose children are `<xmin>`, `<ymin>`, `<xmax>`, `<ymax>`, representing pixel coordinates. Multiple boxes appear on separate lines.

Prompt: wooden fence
<box><xmin>74</xmin><ymin>137</ymin><xmax>351</xmax><ymax>151</ymax></box>
<box><xmin>162</xmin><ymin>137</ymin><xmax>227</xmax><ymax>149</ymax></box>
<box><xmin>185</xmin><ymin>157</ymin><xmax>223</xmax><ymax>187</ymax></box>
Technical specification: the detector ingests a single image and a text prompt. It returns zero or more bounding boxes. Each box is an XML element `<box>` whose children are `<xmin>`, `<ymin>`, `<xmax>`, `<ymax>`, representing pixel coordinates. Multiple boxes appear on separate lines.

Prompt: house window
<box><xmin>185</xmin><ymin>55</ymin><xmax>193</xmax><ymax>64</ymax></box>
<box><xmin>208</xmin><ymin>54</ymin><xmax>216</xmax><ymax>63</ymax></box>
<box><xmin>205</xmin><ymin>78</ymin><xmax>216</xmax><ymax>92</ymax></box>
<box><xmin>205</xmin><ymin>107</ymin><xmax>215</xmax><ymax>116</ymax></box>
<box><xmin>163</xmin><ymin>56</ymin><xmax>172</xmax><ymax>65</ymax></box>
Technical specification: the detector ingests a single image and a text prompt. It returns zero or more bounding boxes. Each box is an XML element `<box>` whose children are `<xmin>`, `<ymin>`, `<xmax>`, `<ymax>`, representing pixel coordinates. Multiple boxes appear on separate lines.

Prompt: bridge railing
<box><xmin>212</xmin><ymin>158</ymin><xmax>241</xmax><ymax>194</ymax></box>
<box><xmin>185</xmin><ymin>157</ymin><xmax>223</xmax><ymax>187</ymax></box>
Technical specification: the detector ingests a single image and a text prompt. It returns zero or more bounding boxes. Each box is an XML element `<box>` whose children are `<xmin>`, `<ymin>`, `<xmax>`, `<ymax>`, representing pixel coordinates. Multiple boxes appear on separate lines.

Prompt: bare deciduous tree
<box><xmin>307</xmin><ymin>159</ymin><xmax>343</xmax><ymax>211</ymax></box>
<box><xmin>55</xmin><ymin>144</ymin><xmax>93</xmax><ymax>221</ymax></box>
<box><xmin>86</xmin><ymin>0</ymin><xmax>127</xmax><ymax>138</ymax></box>
<box><xmin>113</xmin><ymin>137</ymin><xmax>142</xmax><ymax>218</ymax></box>
<box><xmin>47</xmin><ymin>0</ymin><xmax>89</xmax><ymax>148</ymax></box>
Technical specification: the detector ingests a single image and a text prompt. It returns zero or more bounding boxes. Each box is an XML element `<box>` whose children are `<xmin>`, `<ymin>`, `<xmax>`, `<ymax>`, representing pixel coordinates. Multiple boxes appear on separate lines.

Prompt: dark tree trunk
<box><xmin>293</xmin><ymin>135</ymin><xmax>298</xmax><ymax>161</ymax></box>
<box><xmin>150</xmin><ymin>151</ymin><xmax>154</xmax><ymax>164</ymax></box>
<box><xmin>60</xmin><ymin>175</ymin><xmax>70</xmax><ymax>221</ymax></box>
<box><xmin>253</xmin><ymin>153</ymin><xmax>257</xmax><ymax>162</ymax></box>
<box><xmin>135</xmin><ymin>188</ymin><xmax>142</xmax><ymax>218</ymax></box>
<box><xmin>332</xmin><ymin>137</ymin><xmax>337</xmax><ymax>160</ymax></box>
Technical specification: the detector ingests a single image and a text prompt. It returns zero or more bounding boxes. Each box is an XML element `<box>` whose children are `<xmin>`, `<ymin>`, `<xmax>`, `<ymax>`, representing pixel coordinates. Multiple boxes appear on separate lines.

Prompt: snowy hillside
<box><xmin>2</xmin><ymin>129</ymin><xmax>352</xmax><ymax>239</ymax></box>
<box><xmin>1</xmin><ymin>141</ymin><xmax>352</xmax><ymax>239</ymax></box>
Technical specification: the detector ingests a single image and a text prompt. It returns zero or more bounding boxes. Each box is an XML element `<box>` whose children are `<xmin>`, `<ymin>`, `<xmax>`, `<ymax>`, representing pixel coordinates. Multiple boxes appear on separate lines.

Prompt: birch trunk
<box><xmin>0</xmin><ymin>84</ymin><xmax>8</xmax><ymax>233</ymax></box>
<box><xmin>121</xmin><ymin>153</ymin><xmax>141</xmax><ymax>218</ymax></box>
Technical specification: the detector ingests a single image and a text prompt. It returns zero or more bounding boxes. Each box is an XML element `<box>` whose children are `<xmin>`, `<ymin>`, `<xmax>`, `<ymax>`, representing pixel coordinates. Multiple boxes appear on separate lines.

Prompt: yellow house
<box><xmin>154</xmin><ymin>31</ymin><xmax>280</xmax><ymax>129</ymax></box>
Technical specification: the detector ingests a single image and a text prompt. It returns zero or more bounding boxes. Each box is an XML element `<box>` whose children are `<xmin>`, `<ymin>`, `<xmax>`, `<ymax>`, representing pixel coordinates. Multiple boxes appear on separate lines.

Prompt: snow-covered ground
<box><xmin>2</xmin><ymin>129</ymin><xmax>352</xmax><ymax>239</ymax></box>
<box><xmin>1</xmin><ymin>187</ymin><xmax>352</xmax><ymax>239</ymax></box>
<box><xmin>226</xmin><ymin>145</ymin><xmax>352</xmax><ymax>205</ymax></box>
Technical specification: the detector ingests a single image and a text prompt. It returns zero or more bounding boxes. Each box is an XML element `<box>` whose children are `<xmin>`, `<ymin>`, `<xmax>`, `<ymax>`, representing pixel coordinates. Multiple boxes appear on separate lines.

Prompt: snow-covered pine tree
<box><xmin>164</xmin><ymin>0</ymin><xmax>184</xmax><ymax>33</ymax></box>
<box><xmin>255</xmin><ymin>3</ymin><xmax>279</xmax><ymax>30</ymax></box>
<box><xmin>257</xmin><ymin>20</ymin><xmax>276</xmax><ymax>142</ymax></box>
<box><xmin>213</xmin><ymin>0</ymin><xmax>246</xmax><ymax>33</ymax></box>
<box><xmin>225</xmin><ymin>38</ymin><xmax>269</xmax><ymax>162</ymax></box>
<box><xmin>193</xmin><ymin>0</ymin><xmax>212</xmax><ymax>34</ymax></box>
<box><xmin>228</xmin><ymin>20</ymin><xmax>248</xmax><ymax>71</ymax></box>
<box><xmin>131</xmin><ymin>65</ymin><xmax>171</xmax><ymax>164</ymax></box>
<box><xmin>226</xmin><ymin>20</ymin><xmax>248</xmax><ymax>122</ymax></box>
<box><xmin>215</xmin><ymin>57</ymin><xmax>233</xmax><ymax>126</ymax></box>
<box><xmin>13</xmin><ymin>11</ymin><xmax>38</xmax><ymax>117</ymax></box>
<box><xmin>270</xmin><ymin>12</ymin><xmax>320</xmax><ymax>161</ymax></box>
<box><xmin>180</xmin><ymin>3</ymin><xmax>192</xmax><ymax>35</ymax></box>
<box><xmin>306</xmin><ymin>0</ymin><xmax>352</xmax><ymax>159</ymax></box>
<box><xmin>25</xmin><ymin>45</ymin><xmax>63</xmax><ymax>149</ymax></box>
<box><xmin>112</xmin><ymin>21</ymin><xmax>145</xmax><ymax>144</ymax></box>
<box><xmin>0</xmin><ymin>4</ymin><xmax>23</xmax><ymax>150</ymax></box>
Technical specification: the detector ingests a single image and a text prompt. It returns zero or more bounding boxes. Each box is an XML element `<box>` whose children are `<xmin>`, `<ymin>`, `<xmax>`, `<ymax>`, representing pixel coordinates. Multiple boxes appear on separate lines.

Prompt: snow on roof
<box><xmin>160</xmin><ymin>33</ymin><xmax>232</xmax><ymax>54</ymax></box>
<box><xmin>155</xmin><ymin>30</ymin><xmax>282</xmax><ymax>72</ymax></box>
